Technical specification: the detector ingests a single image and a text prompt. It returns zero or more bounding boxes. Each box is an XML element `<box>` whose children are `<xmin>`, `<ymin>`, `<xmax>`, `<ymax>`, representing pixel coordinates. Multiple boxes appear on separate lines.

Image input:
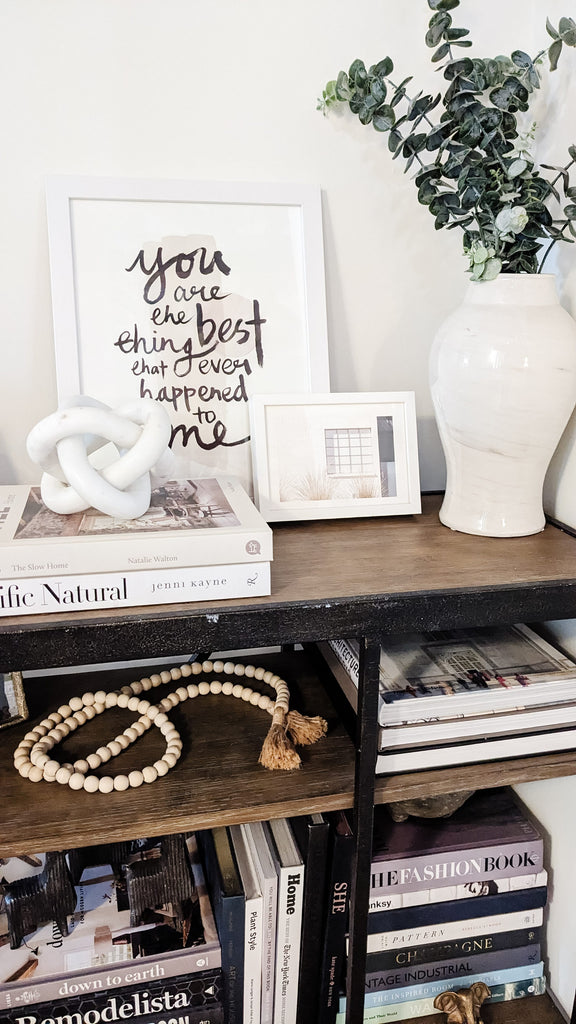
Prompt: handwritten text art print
<box><xmin>45</xmin><ymin>177</ymin><xmax>330</xmax><ymax>496</ymax></box>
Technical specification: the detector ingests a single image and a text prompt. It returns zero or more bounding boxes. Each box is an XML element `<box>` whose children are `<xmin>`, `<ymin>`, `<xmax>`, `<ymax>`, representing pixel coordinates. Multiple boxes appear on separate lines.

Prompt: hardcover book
<box><xmin>370</xmin><ymin>788</ymin><xmax>543</xmax><ymax>894</ymax></box>
<box><xmin>361</xmin><ymin>901</ymin><xmax>545</xmax><ymax>953</ymax></box>
<box><xmin>266</xmin><ymin>818</ymin><xmax>305</xmax><ymax>1024</ymax></box>
<box><xmin>375</xmin><ymin>727</ymin><xmax>576</xmax><ymax>772</ymax></box>
<box><xmin>368</xmin><ymin>868</ymin><xmax>547</xmax><ymax>912</ymax></box>
<box><xmin>229</xmin><ymin>824</ymin><xmax>263</xmax><ymax>1024</ymax></box>
<box><xmin>324</xmin><ymin>623</ymin><xmax>576</xmax><ymax>723</ymax></box>
<box><xmin>364</xmin><ymin>925</ymin><xmax>541</xmax><ymax>973</ymax></box>
<box><xmin>289</xmin><ymin>813</ymin><xmax>330</xmax><ymax>1024</ymax></box>
<box><xmin>241</xmin><ymin>821</ymin><xmax>278</xmax><ymax>1024</ymax></box>
<box><xmin>364</xmin><ymin>942</ymin><xmax>540</xmax><ymax>992</ymax></box>
<box><xmin>338</xmin><ymin>964</ymin><xmax>544</xmax><ymax>1016</ymax></box>
<box><xmin>0</xmin><ymin>478</ymin><xmax>273</xmax><ymax>578</ymax></box>
<box><xmin>197</xmin><ymin>827</ymin><xmax>245</xmax><ymax>1024</ymax></box>
<box><xmin>0</xmin><ymin>969</ymin><xmax>225</xmax><ymax>1024</ymax></box>
<box><xmin>0</xmin><ymin>561</ymin><xmax>271</xmax><ymax>616</ymax></box>
<box><xmin>317</xmin><ymin>810</ymin><xmax>354</xmax><ymax>1024</ymax></box>
<box><xmin>0</xmin><ymin>835</ymin><xmax>221</xmax><ymax>1010</ymax></box>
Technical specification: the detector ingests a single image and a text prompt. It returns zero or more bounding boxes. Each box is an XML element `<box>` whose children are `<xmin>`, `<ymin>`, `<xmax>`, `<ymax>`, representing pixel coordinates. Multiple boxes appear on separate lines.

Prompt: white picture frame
<box><xmin>45</xmin><ymin>176</ymin><xmax>330</xmax><ymax>496</ymax></box>
<box><xmin>250</xmin><ymin>392</ymin><xmax>421</xmax><ymax>522</ymax></box>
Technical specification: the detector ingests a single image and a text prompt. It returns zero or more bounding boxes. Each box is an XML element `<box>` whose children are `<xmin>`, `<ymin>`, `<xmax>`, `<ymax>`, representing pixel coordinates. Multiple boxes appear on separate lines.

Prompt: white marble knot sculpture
<box><xmin>26</xmin><ymin>397</ymin><xmax>174</xmax><ymax>519</ymax></box>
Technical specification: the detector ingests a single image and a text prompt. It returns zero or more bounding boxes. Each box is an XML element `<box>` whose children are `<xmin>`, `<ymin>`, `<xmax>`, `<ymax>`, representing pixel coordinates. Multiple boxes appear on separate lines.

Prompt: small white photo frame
<box><xmin>250</xmin><ymin>392</ymin><xmax>421</xmax><ymax>522</ymax></box>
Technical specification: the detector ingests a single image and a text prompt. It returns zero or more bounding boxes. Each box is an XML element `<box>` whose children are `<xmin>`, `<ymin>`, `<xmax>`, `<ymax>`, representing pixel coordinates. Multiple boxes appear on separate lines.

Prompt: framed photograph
<box><xmin>250</xmin><ymin>392</ymin><xmax>421</xmax><ymax>522</ymax></box>
<box><xmin>45</xmin><ymin>176</ymin><xmax>330</xmax><ymax>496</ymax></box>
<box><xmin>0</xmin><ymin>672</ymin><xmax>28</xmax><ymax>730</ymax></box>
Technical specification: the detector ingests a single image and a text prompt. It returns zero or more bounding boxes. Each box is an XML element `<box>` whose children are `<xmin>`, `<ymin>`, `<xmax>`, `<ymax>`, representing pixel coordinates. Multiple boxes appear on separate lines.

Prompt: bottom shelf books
<box><xmin>338</xmin><ymin>787</ymin><xmax>549</xmax><ymax>1022</ymax></box>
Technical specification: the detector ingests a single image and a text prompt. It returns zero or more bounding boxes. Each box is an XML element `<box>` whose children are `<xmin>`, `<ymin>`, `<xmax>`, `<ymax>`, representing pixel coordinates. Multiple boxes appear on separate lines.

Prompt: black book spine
<box><xmin>290</xmin><ymin>815</ymin><xmax>330</xmax><ymax>1024</ymax></box>
<box><xmin>318</xmin><ymin>811</ymin><xmax>355</xmax><ymax>1024</ymax></box>
<box><xmin>365</xmin><ymin>924</ymin><xmax>541</xmax><ymax>972</ymax></box>
<box><xmin>197</xmin><ymin>829</ymin><xmax>245</xmax><ymax>1024</ymax></box>
<box><xmin>0</xmin><ymin>970</ymin><xmax>224</xmax><ymax>1024</ymax></box>
<box><xmin>366</xmin><ymin>884</ymin><xmax>547</xmax><ymax>934</ymax></box>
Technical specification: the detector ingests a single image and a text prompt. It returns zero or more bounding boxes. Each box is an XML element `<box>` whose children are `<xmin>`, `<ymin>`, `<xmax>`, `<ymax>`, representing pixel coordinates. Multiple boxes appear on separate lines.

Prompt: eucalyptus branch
<box><xmin>319</xmin><ymin>3</ymin><xmax>576</xmax><ymax>280</ymax></box>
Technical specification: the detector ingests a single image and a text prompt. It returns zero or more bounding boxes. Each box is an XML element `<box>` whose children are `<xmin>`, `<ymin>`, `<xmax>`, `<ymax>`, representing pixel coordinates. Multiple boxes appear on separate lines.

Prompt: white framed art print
<box><xmin>250</xmin><ymin>392</ymin><xmax>421</xmax><ymax>522</ymax></box>
<box><xmin>45</xmin><ymin>176</ymin><xmax>330</xmax><ymax>495</ymax></box>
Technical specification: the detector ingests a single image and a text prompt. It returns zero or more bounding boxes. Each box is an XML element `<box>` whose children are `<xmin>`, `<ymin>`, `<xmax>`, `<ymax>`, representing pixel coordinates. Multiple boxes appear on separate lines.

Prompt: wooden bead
<box><xmin>160</xmin><ymin>670</ymin><xmax>172</xmax><ymax>684</ymax></box>
<box><xmin>170</xmin><ymin>667</ymin><xmax>182</xmax><ymax>681</ymax></box>
<box><xmin>83</xmin><ymin>775</ymin><xmax>100</xmax><ymax>793</ymax></box>
<box><xmin>209</xmin><ymin>680</ymin><xmax>223</xmax><ymax>694</ymax></box>
<box><xmin>234</xmin><ymin>663</ymin><xmax>245</xmax><ymax>676</ymax></box>
<box><xmin>222</xmin><ymin>681</ymin><xmax>234</xmax><ymax>695</ymax></box>
<box><xmin>73</xmin><ymin>759</ymin><xmax>90</xmax><ymax>774</ymax></box>
<box><xmin>202</xmin><ymin>661</ymin><xmax>213</xmax><ymax>673</ymax></box>
<box><xmin>213</xmin><ymin>660</ymin><xmax>224</xmax><ymax>673</ymax></box>
<box><xmin>107</xmin><ymin>740</ymin><xmax>123</xmax><ymax>757</ymax></box>
<box><xmin>198</xmin><ymin>681</ymin><xmax>210</xmax><ymax>695</ymax></box>
<box><xmin>149</xmin><ymin>673</ymin><xmax>162</xmax><ymax>686</ymax></box>
<box><xmin>117</xmin><ymin>693</ymin><xmax>130</xmax><ymax>709</ymax></box>
<box><xmin>223</xmin><ymin>661</ymin><xmax>236</xmax><ymax>674</ymax></box>
<box><xmin>180</xmin><ymin>664</ymin><xmax>192</xmax><ymax>677</ymax></box>
<box><xmin>142</xmin><ymin>765</ymin><xmax>158</xmax><ymax>783</ymax></box>
<box><xmin>28</xmin><ymin>766</ymin><xmax>44</xmax><ymax>782</ymax></box>
<box><xmin>191</xmin><ymin>662</ymin><xmax>203</xmax><ymax>675</ymax></box>
<box><xmin>69</xmin><ymin>696</ymin><xmax>84</xmax><ymax>711</ymax></box>
<box><xmin>69</xmin><ymin>773</ymin><xmax>86</xmax><ymax>790</ymax></box>
<box><xmin>232</xmin><ymin>684</ymin><xmax>244</xmax><ymax>698</ymax></box>
<box><xmin>98</xmin><ymin>777</ymin><xmax>115</xmax><ymax>794</ymax></box>
<box><xmin>96</xmin><ymin>746</ymin><xmax>112</xmax><ymax>763</ymax></box>
<box><xmin>93</xmin><ymin>690</ymin><xmax>107</xmax><ymax>705</ymax></box>
<box><xmin>113</xmin><ymin>775</ymin><xmax>130</xmax><ymax>791</ymax></box>
<box><xmin>187</xmin><ymin>684</ymin><xmax>199</xmax><ymax>698</ymax></box>
<box><xmin>153</xmin><ymin>759</ymin><xmax>170</xmax><ymax>776</ymax></box>
<box><xmin>162</xmin><ymin>752</ymin><xmax>178</xmax><ymax>769</ymax></box>
<box><xmin>56</xmin><ymin>766</ymin><xmax>73</xmax><ymax>785</ymax></box>
<box><xmin>128</xmin><ymin>770</ymin><xmax>144</xmax><ymax>788</ymax></box>
<box><xmin>82</xmin><ymin>692</ymin><xmax>96</xmax><ymax>705</ymax></box>
<box><xmin>87</xmin><ymin>753</ymin><xmax>102</xmax><ymax>770</ymax></box>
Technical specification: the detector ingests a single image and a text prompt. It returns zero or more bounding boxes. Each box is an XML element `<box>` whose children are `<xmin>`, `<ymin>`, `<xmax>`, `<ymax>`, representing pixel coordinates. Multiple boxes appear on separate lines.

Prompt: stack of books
<box><xmin>196</xmin><ymin>812</ymin><xmax>356</xmax><ymax>1024</ymax></box>
<box><xmin>0</xmin><ymin>477</ymin><xmax>273</xmax><ymax>615</ymax></box>
<box><xmin>0</xmin><ymin>832</ymin><xmax>225</xmax><ymax>1024</ymax></box>
<box><xmin>323</xmin><ymin>623</ymin><xmax>576</xmax><ymax>771</ymax></box>
<box><xmin>337</xmin><ymin>788</ymin><xmax>547</xmax><ymax>1023</ymax></box>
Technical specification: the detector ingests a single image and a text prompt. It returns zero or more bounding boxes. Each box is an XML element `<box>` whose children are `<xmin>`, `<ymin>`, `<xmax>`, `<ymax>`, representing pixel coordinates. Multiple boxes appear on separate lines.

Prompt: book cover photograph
<box><xmin>0</xmin><ymin>477</ymin><xmax>273</xmax><ymax>578</ymax></box>
<box><xmin>0</xmin><ymin>833</ymin><xmax>220</xmax><ymax>1010</ymax></box>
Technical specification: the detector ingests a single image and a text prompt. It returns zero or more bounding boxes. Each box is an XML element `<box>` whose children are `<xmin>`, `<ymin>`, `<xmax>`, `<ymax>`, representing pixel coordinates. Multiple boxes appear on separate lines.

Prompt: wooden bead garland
<box><xmin>13</xmin><ymin>659</ymin><xmax>328</xmax><ymax>792</ymax></box>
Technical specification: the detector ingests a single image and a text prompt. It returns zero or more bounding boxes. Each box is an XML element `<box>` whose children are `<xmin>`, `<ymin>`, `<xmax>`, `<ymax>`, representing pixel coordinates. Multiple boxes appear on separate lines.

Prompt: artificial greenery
<box><xmin>319</xmin><ymin>1</ymin><xmax>576</xmax><ymax>280</ymax></box>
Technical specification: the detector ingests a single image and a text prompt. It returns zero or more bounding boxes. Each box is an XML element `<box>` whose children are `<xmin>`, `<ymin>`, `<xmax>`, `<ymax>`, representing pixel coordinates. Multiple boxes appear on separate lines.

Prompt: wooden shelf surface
<box><xmin>0</xmin><ymin>651</ymin><xmax>356</xmax><ymax>858</ymax></box>
<box><xmin>4</xmin><ymin>495</ymin><xmax>576</xmax><ymax>670</ymax></box>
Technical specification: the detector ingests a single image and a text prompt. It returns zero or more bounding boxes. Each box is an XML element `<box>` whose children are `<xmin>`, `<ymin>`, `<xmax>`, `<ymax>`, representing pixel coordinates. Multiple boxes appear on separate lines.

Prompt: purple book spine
<box><xmin>364</xmin><ymin>943</ymin><xmax>540</xmax><ymax>992</ymax></box>
<box><xmin>370</xmin><ymin>839</ymin><xmax>544</xmax><ymax>894</ymax></box>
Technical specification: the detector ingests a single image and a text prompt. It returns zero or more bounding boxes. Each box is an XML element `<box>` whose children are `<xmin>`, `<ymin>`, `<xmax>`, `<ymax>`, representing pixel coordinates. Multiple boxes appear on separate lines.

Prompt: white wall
<box><xmin>4</xmin><ymin>0</ymin><xmax>576</xmax><ymax>1015</ymax></box>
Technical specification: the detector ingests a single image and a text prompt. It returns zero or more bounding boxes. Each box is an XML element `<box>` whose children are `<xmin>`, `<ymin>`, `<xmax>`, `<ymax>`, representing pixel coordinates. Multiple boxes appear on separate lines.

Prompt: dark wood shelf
<box><xmin>4</xmin><ymin>494</ymin><xmax>576</xmax><ymax>671</ymax></box>
<box><xmin>0</xmin><ymin>651</ymin><xmax>356</xmax><ymax>858</ymax></box>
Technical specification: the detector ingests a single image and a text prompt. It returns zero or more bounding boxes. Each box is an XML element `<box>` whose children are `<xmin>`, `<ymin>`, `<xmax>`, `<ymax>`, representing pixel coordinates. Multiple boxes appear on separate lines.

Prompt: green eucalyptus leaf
<box><xmin>428</xmin><ymin>0</ymin><xmax>460</xmax><ymax>10</ymax></box>
<box><xmin>549</xmin><ymin>38</ymin><xmax>563</xmax><ymax>70</ymax></box>
<box><xmin>443</xmin><ymin>57</ymin><xmax>474</xmax><ymax>79</ymax></box>
<box><xmin>426</xmin><ymin>17</ymin><xmax>450</xmax><ymax>48</ymax></box>
<box><xmin>511</xmin><ymin>50</ymin><xmax>532</xmax><ymax>68</ymax></box>
<box><xmin>559</xmin><ymin>17</ymin><xmax>576</xmax><ymax>45</ymax></box>
<box><xmin>546</xmin><ymin>17</ymin><xmax>560</xmax><ymax>39</ymax></box>
<box><xmin>431</xmin><ymin>42</ymin><xmax>451</xmax><ymax>62</ymax></box>
<box><xmin>370</xmin><ymin>79</ymin><xmax>387</xmax><ymax>104</ymax></box>
<box><xmin>369</xmin><ymin>56</ymin><xmax>394</xmax><ymax>78</ymax></box>
<box><xmin>446</xmin><ymin>27</ymin><xmax>470</xmax><ymax>40</ymax></box>
<box><xmin>569</xmin><ymin>144</ymin><xmax>576</xmax><ymax>162</ymax></box>
<box><xmin>450</xmin><ymin>39</ymin><xmax>473</xmax><ymax>47</ymax></box>
<box><xmin>564</xmin><ymin>204</ymin><xmax>576</xmax><ymax>219</ymax></box>
<box><xmin>373</xmin><ymin>105</ymin><xmax>396</xmax><ymax>132</ymax></box>
<box><xmin>481</xmin><ymin>257</ymin><xmax>503</xmax><ymax>281</ymax></box>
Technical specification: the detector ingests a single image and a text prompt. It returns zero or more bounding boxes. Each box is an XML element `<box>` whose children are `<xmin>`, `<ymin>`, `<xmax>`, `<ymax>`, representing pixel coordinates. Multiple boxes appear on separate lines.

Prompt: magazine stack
<box><xmin>337</xmin><ymin>788</ymin><xmax>547</xmax><ymax>1023</ymax></box>
<box><xmin>324</xmin><ymin>623</ymin><xmax>576</xmax><ymax>771</ymax></box>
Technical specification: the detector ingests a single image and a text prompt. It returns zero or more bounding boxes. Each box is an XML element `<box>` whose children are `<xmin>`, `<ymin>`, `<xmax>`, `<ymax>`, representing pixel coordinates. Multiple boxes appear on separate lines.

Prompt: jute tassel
<box><xmin>258</xmin><ymin>678</ymin><xmax>328</xmax><ymax>770</ymax></box>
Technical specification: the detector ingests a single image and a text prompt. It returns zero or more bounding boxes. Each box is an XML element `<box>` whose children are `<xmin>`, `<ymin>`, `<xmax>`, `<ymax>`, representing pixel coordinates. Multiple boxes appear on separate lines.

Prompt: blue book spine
<box><xmin>365</xmin><ymin>944</ymin><xmax>540</xmax><ymax>992</ymax></box>
<box><xmin>367</xmin><ymin>885</ymin><xmax>547</xmax><ymax>933</ymax></box>
<box><xmin>339</xmin><ymin>962</ymin><xmax>544</xmax><ymax>1011</ymax></box>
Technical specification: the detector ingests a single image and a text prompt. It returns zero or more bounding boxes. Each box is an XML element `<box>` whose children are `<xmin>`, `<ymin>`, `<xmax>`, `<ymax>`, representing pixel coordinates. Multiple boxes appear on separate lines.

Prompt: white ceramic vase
<box><xmin>429</xmin><ymin>273</ymin><xmax>576</xmax><ymax>537</ymax></box>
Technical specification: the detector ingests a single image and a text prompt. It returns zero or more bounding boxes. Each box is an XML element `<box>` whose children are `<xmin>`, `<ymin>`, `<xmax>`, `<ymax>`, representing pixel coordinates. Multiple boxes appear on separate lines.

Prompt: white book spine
<box><xmin>363</xmin><ymin>907</ymin><xmax>544</xmax><ymax>953</ymax></box>
<box><xmin>0</xmin><ymin>562</ymin><xmax>270</xmax><ymax>617</ymax></box>
<box><xmin>243</xmin><ymin>890</ymin><xmax>263</xmax><ymax>1024</ymax></box>
<box><xmin>242</xmin><ymin>823</ymin><xmax>277</xmax><ymax>1024</ymax></box>
<box><xmin>367</xmin><ymin>869</ymin><xmax>547</xmax><ymax>912</ymax></box>
<box><xmin>273</xmin><ymin>863</ymin><xmax>304</xmax><ymax>1024</ymax></box>
<box><xmin>375</xmin><ymin>726</ymin><xmax>576</xmax><ymax>772</ymax></box>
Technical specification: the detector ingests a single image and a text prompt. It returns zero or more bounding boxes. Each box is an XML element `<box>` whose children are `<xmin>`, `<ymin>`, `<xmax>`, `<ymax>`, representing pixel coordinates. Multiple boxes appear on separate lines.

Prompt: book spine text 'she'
<box><xmin>370</xmin><ymin>841</ymin><xmax>544</xmax><ymax>895</ymax></box>
<box><xmin>368</xmin><ymin>869</ymin><xmax>547</xmax><ymax>911</ymax></box>
<box><xmin>366</xmin><ymin>886</ymin><xmax>546</xmax><ymax>939</ymax></box>
<box><xmin>0</xmin><ymin>562</ymin><xmax>270</xmax><ymax>617</ymax></box>
<box><xmin>317</xmin><ymin>812</ymin><xmax>354</xmax><ymax>1024</ymax></box>
<box><xmin>364</xmin><ymin>943</ymin><xmax>540</xmax><ymax>992</ymax></box>
<box><xmin>339</xmin><ymin>962</ymin><xmax>544</xmax><ymax>1012</ymax></box>
<box><xmin>364</xmin><ymin>924</ymin><xmax>540</xmax><ymax>972</ymax></box>
<box><xmin>334</xmin><ymin>974</ymin><xmax>546</xmax><ymax>1023</ymax></box>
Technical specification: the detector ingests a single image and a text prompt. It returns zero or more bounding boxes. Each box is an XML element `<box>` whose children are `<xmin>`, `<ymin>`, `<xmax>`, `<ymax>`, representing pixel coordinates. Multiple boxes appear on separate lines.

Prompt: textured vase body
<box><xmin>430</xmin><ymin>274</ymin><xmax>576</xmax><ymax>537</ymax></box>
